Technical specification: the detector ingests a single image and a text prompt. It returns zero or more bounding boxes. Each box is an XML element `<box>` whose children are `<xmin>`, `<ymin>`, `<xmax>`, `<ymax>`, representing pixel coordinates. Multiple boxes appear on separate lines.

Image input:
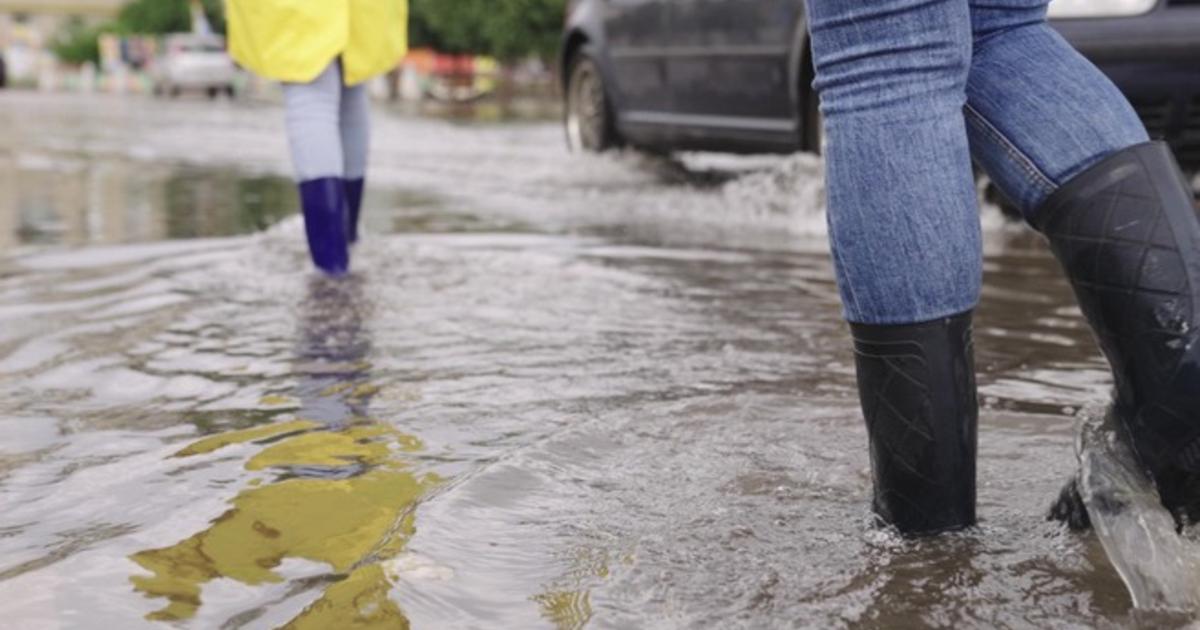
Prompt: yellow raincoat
<box><xmin>224</xmin><ymin>0</ymin><xmax>408</xmax><ymax>86</ymax></box>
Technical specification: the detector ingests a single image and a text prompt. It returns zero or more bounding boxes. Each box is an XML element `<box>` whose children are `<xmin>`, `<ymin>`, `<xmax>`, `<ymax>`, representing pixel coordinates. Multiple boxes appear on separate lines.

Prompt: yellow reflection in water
<box><xmin>532</xmin><ymin>590</ymin><xmax>593</xmax><ymax>630</ymax></box>
<box><xmin>280</xmin><ymin>564</ymin><xmax>407</xmax><ymax>630</ymax></box>
<box><xmin>171</xmin><ymin>419</ymin><xmax>318</xmax><ymax>458</ymax></box>
<box><xmin>531</xmin><ymin>547</ymin><xmax>614</xmax><ymax>630</ymax></box>
<box><xmin>130</xmin><ymin>421</ymin><xmax>437</xmax><ymax>626</ymax></box>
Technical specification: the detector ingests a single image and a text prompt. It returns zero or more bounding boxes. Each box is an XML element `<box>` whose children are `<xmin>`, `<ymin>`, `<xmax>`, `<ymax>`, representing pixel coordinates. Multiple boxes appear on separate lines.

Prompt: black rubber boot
<box><xmin>1034</xmin><ymin>141</ymin><xmax>1200</xmax><ymax>519</ymax></box>
<box><xmin>851</xmin><ymin>311</ymin><xmax>978</xmax><ymax>535</ymax></box>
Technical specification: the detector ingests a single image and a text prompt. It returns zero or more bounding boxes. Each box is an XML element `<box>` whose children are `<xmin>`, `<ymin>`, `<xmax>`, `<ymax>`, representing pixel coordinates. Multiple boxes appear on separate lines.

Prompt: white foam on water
<box><xmin>710</xmin><ymin>152</ymin><xmax>829</xmax><ymax>237</ymax></box>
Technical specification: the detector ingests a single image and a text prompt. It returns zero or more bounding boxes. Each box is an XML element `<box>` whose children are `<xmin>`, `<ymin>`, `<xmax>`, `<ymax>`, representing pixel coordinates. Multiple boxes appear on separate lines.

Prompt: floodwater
<box><xmin>0</xmin><ymin>93</ymin><xmax>1197</xmax><ymax>629</ymax></box>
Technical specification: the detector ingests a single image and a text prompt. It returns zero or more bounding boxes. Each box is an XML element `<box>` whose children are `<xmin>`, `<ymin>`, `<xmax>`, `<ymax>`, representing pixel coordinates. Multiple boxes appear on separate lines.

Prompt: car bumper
<box><xmin>1053</xmin><ymin>6</ymin><xmax>1200</xmax><ymax>167</ymax></box>
<box><xmin>166</xmin><ymin>72</ymin><xmax>236</xmax><ymax>88</ymax></box>
<box><xmin>1053</xmin><ymin>6</ymin><xmax>1200</xmax><ymax>62</ymax></box>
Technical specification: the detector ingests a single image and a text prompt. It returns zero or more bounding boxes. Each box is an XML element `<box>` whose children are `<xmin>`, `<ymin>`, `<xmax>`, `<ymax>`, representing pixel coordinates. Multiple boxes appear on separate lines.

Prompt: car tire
<box><xmin>565</xmin><ymin>47</ymin><xmax>619</xmax><ymax>153</ymax></box>
<box><xmin>802</xmin><ymin>90</ymin><xmax>823</xmax><ymax>155</ymax></box>
<box><xmin>224</xmin><ymin>84</ymin><xmax>236</xmax><ymax>99</ymax></box>
<box><xmin>169</xmin><ymin>85</ymin><xmax>181</xmax><ymax>98</ymax></box>
<box><xmin>981</xmin><ymin>176</ymin><xmax>1023</xmax><ymax>223</ymax></box>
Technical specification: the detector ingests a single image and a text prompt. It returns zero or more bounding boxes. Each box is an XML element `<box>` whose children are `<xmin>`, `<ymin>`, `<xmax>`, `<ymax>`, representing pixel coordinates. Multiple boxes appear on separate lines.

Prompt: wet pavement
<box><xmin>0</xmin><ymin>92</ymin><xmax>1197</xmax><ymax>629</ymax></box>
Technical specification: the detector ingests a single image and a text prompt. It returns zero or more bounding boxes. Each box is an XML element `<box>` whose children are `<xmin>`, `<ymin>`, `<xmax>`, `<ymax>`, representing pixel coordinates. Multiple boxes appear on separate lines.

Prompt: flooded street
<box><xmin>0</xmin><ymin>93</ymin><xmax>1192</xmax><ymax>628</ymax></box>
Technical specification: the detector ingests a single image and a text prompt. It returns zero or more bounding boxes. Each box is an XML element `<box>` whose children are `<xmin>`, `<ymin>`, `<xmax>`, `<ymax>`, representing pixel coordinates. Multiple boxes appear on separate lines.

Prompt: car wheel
<box><xmin>169</xmin><ymin>85</ymin><xmax>181</xmax><ymax>98</ymax></box>
<box><xmin>981</xmin><ymin>176</ymin><xmax>1023</xmax><ymax>222</ymax></box>
<box><xmin>802</xmin><ymin>90</ymin><xmax>823</xmax><ymax>155</ymax></box>
<box><xmin>224</xmin><ymin>84</ymin><xmax>236</xmax><ymax>99</ymax></box>
<box><xmin>565</xmin><ymin>47</ymin><xmax>618</xmax><ymax>153</ymax></box>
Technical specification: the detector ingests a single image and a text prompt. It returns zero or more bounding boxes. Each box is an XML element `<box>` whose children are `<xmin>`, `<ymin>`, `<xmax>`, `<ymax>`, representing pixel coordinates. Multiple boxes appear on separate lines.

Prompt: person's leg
<box><xmin>805</xmin><ymin>0</ymin><xmax>980</xmax><ymax>535</ymax></box>
<box><xmin>283</xmin><ymin>62</ymin><xmax>350</xmax><ymax>274</ymax></box>
<box><xmin>965</xmin><ymin>1</ymin><xmax>1200</xmax><ymax>519</ymax></box>
<box><xmin>964</xmin><ymin>0</ymin><xmax>1148</xmax><ymax>216</ymax></box>
<box><xmin>340</xmin><ymin>80</ymin><xmax>370</xmax><ymax>244</ymax></box>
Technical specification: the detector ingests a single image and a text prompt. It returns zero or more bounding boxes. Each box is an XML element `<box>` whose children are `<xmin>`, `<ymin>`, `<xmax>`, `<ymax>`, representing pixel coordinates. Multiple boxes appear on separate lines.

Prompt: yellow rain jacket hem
<box><xmin>225</xmin><ymin>0</ymin><xmax>408</xmax><ymax>86</ymax></box>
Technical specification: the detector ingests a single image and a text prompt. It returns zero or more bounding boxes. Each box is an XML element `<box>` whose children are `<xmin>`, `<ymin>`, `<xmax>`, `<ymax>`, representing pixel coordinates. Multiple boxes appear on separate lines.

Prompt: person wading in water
<box><xmin>803</xmin><ymin>0</ymin><xmax>1200</xmax><ymax>535</ymax></box>
<box><xmin>224</xmin><ymin>0</ymin><xmax>409</xmax><ymax>275</ymax></box>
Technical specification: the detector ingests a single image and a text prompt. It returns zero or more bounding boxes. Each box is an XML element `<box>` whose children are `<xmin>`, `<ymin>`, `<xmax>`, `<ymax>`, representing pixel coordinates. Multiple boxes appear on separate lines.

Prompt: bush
<box><xmin>51</xmin><ymin>17</ymin><xmax>105</xmax><ymax>66</ymax></box>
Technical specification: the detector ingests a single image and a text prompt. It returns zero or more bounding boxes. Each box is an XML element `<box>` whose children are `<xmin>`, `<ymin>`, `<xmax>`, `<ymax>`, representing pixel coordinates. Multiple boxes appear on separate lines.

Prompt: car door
<box><xmin>603</xmin><ymin>0</ymin><xmax>674</xmax><ymax>115</ymax></box>
<box><xmin>664</xmin><ymin>0</ymin><xmax>802</xmax><ymax>133</ymax></box>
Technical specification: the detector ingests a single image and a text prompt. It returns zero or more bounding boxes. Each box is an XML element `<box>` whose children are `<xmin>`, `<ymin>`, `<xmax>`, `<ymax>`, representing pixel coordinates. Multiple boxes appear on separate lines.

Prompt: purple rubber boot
<box><xmin>299</xmin><ymin>178</ymin><xmax>350</xmax><ymax>275</ymax></box>
<box><xmin>344</xmin><ymin>178</ymin><xmax>365</xmax><ymax>245</ymax></box>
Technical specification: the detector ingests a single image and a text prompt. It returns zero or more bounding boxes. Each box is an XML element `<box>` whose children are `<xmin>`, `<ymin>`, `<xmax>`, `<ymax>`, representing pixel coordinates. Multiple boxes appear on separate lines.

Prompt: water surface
<box><xmin>0</xmin><ymin>92</ymin><xmax>1194</xmax><ymax>629</ymax></box>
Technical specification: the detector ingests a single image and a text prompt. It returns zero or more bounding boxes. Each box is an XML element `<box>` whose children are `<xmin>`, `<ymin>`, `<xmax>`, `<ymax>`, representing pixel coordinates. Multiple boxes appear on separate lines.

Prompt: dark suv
<box><xmin>560</xmin><ymin>0</ymin><xmax>1200</xmax><ymax>169</ymax></box>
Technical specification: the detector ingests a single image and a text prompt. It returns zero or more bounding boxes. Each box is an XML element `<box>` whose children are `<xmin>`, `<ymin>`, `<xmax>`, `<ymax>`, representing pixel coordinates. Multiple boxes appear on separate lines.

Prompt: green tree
<box><xmin>116</xmin><ymin>0</ymin><xmax>226</xmax><ymax>36</ymax></box>
<box><xmin>483</xmin><ymin>0</ymin><xmax>567</xmax><ymax>61</ymax></box>
<box><xmin>408</xmin><ymin>2</ymin><xmax>450</xmax><ymax>52</ymax></box>
<box><xmin>410</xmin><ymin>0</ymin><xmax>567</xmax><ymax>60</ymax></box>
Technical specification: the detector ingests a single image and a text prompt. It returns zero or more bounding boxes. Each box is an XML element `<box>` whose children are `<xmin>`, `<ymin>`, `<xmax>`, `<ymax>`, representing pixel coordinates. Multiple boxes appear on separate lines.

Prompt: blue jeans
<box><xmin>805</xmin><ymin>0</ymin><xmax>1149</xmax><ymax>325</ymax></box>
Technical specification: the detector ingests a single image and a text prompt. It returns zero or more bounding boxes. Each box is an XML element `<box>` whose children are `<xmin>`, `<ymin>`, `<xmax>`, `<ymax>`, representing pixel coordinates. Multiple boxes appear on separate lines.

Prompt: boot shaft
<box><xmin>299</xmin><ymin>178</ymin><xmax>350</xmax><ymax>276</ymax></box>
<box><xmin>345</xmin><ymin>178</ymin><xmax>365</xmax><ymax>245</ymax></box>
<box><xmin>851</xmin><ymin>311</ymin><xmax>978</xmax><ymax>535</ymax></box>
<box><xmin>1034</xmin><ymin>141</ymin><xmax>1200</xmax><ymax>476</ymax></box>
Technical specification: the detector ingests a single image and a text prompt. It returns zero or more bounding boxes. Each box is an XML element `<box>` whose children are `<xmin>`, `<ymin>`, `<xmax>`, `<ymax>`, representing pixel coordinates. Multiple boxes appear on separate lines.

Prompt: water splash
<box><xmin>1075</xmin><ymin>406</ymin><xmax>1200</xmax><ymax>611</ymax></box>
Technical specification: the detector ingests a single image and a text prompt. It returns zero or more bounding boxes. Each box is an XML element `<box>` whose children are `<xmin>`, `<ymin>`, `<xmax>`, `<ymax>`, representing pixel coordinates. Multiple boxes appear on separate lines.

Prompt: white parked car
<box><xmin>154</xmin><ymin>34</ymin><xmax>238</xmax><ymax>98</ymax></box>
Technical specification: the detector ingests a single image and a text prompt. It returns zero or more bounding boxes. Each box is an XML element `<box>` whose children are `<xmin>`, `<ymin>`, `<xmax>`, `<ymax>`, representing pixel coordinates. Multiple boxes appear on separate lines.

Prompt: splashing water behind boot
<box><xmin>1073</xmin><ymin>408</ymin><xmax>1200</xmax><ymax>611</ymax></box>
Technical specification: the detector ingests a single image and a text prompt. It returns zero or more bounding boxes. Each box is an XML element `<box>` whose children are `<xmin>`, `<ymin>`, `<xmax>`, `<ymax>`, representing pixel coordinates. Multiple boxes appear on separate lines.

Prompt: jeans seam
<box><xmin>964</xmin><ymin>102</ymin><xmax>1056</xmax><ymax>196</ymax></box>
